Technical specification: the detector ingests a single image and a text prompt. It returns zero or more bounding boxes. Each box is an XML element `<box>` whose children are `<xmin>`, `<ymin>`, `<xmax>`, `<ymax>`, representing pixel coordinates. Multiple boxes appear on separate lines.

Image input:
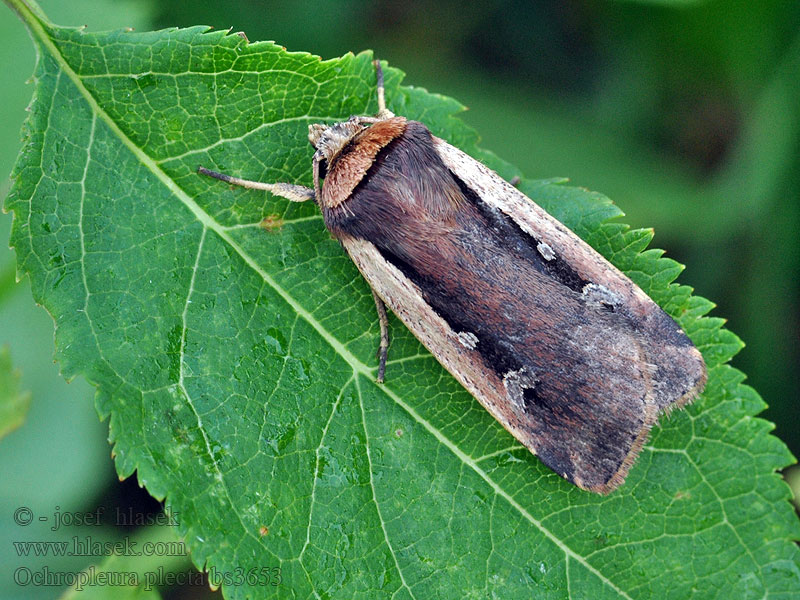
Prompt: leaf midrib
<box><xmin>17</xmin><ymin>5</ymin><xmax>635</xmax><ymax>596</ymax></box>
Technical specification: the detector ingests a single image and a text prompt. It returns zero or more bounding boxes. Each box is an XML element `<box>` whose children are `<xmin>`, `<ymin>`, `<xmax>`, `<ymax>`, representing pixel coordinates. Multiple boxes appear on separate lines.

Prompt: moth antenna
<box><xmin>198</xmin><ymin>167</ymin><xmax>314</xmax><ymax>203</ymax></box>
<box><xmin>372</xmin><ymin>59</ymin><xmax>392</xmax><ymax>117</ymax></box>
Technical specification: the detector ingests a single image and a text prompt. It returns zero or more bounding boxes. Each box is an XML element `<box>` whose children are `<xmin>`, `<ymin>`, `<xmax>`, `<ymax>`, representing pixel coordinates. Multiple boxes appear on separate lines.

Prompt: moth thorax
<box><xmin>308</xmin><ymin>119</ymin><xmax>366</xmax><ymax>163</ymax></box>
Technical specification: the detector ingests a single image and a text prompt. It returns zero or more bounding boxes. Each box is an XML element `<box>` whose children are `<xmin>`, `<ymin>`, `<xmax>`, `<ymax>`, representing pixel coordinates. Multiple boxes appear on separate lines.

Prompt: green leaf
<box><xmin>4</xmin><ymin>1</ymin><xmax>799</xmax><ymax>597</ymax></box>
<box><xmin>0</xmin><ymin>344</ymin><xmax>31</xmax><ymax>439</ymax></box>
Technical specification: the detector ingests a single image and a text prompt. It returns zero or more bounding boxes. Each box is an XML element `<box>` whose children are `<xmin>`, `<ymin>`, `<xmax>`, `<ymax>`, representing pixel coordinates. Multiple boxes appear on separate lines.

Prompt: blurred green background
<box><xmin>1</xmin><ymin>0</ymin><xmax>798</xmax><ymax>596</ymax></box>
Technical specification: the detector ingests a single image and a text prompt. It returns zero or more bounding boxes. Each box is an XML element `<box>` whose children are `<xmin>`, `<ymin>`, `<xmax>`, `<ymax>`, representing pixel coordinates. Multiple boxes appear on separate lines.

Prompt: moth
<box><xmin>199</xmin><ymin>60</ymin><xmax>707</xmax><ymax>493</ymax></box>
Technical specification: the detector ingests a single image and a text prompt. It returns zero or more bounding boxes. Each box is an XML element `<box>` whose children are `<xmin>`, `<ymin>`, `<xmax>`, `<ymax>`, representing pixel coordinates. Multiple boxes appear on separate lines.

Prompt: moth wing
<box><xmin>341</xmin><ymin>137</ymin><xmax>705</xmax><ymax>494</ymax></box>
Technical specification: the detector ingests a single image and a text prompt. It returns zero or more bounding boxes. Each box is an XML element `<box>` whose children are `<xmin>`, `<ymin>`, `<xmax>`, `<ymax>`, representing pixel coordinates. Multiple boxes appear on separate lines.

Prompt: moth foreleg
<box><xmin>371</xmin><ymin>289</ymin><xmax>391</xmax><ymax>383</ymax></box>
<box><xmin>198</xmin><ymin>167</ymin><xmax>315</xmax><ymax>203</ymax></box>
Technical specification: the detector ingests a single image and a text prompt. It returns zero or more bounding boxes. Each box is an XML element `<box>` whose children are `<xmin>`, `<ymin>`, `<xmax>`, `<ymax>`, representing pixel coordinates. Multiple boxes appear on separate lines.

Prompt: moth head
<box><xmin>308</xmin><ymin>115</ymin><xmax>407</xmax><ymax>209</ymax></box>
<box><xmin>308</xmin><ymin>117</ymin><xmax>368</xmax><ymax>167</ymax></box>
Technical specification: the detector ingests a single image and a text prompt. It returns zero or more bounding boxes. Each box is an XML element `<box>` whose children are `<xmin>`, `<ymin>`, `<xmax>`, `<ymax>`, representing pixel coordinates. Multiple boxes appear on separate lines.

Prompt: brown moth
<box><xmin>199</xmin><ymin>60</ymin><xmax>707</xmax><ymax>493</ymax></box>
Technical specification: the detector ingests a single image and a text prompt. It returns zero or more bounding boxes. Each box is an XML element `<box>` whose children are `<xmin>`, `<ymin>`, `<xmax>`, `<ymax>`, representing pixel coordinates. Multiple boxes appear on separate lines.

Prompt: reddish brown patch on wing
<box><xmin>321</xmin><ymin>117</ymin><xmax>407</xmax><ymax>209</ymax></box>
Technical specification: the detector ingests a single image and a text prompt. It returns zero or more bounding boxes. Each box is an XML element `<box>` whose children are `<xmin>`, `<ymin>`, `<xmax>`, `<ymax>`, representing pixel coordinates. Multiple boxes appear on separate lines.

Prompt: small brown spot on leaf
<box><xmin>260</xmin><ymin>215</ymin><xmax>284</xmax><ymax>231</ymax></box>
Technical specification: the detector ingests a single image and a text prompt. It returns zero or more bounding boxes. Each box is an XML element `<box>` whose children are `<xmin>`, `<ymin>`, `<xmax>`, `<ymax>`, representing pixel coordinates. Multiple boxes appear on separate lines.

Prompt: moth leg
<box><xmin>372</xmin><ymin>59</ymin><xmax>395</xmax><ymax>119</ymax></box>
<box><xmin>371</xmin><ymin>289</ymin><xmax>391</xmax><ymax>383</ymax></box>
<box><xmin>198</xmin><ymin>167</ymin><xmax>315</xmax><ymax>203</ymax></box>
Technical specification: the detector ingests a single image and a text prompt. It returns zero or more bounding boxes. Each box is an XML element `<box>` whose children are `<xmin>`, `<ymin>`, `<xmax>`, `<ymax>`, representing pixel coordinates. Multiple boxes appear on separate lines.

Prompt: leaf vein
<box><xmin>158</xmin><ymin>114</ymin><xmax>334</xmax><ymax>164</ymax></box>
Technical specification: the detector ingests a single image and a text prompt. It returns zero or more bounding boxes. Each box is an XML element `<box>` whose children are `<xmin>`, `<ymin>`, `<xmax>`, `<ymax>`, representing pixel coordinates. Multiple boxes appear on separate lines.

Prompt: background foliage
<box><xmin>0</xmin><ymin>0</ymin><xmax>798</xmax><ymax>598</ymax></box>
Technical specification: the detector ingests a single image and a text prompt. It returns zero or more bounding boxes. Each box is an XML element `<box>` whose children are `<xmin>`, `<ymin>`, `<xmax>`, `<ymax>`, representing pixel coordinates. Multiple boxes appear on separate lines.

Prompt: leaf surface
<box><xmin>5</xmin><ymin>2</ymin><xmax>800</xmax><ymax>597</ymax></box>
